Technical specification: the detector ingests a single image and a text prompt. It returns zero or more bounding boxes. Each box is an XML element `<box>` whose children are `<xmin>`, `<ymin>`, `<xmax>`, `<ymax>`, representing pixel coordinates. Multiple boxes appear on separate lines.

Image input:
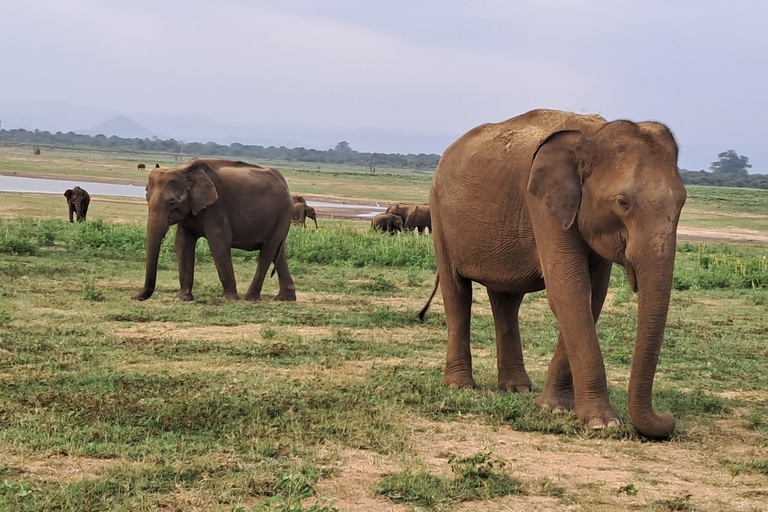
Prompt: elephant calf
<box><xmin>371</xmin><ymin>213</ymin><xmax>403</xmax><ymax>234</ymax></box>
<box><xmin>64</xmin><ymin>186</ymin><xmax>90</xmax><ymax>222</ymax></box>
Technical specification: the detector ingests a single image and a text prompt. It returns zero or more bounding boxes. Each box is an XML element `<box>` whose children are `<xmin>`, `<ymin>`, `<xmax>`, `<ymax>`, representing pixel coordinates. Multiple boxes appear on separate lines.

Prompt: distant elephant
<box><xmin>292</xmin><ymin>203</ymin><xmax>318</xmax><ymax>229</ymax></box>
<box><xmin>420</xmin><ymin>109</ymin><xmax>686</xmax><ymax>439</ymax></box>
<box><xmin>137</xmin><ymin>163</ymin><xmax>146</xmax><ymax>171</ymax></box>
<box><xmin>371</xmin><ymin>213</ymin><xmax>403</xmax><ymax>234</ymax></box>
<box><xmin>385</xmin><ymin>203</ymin><xmax>411</xmax><ymax>222</ymax></box>
<box><xmin>64</xmin><ymin>186</ymin><xmax>90</xmax><ymax>222</ymax></box>
<box><xmin>404</xmin><ymin>204</ymin><xmax>431</xmax><ymax>234</ymax></box>
<box><xmin>132</xmin><ymin>158</ymin><xmax>296</xmax><ymax>302</ymax></box>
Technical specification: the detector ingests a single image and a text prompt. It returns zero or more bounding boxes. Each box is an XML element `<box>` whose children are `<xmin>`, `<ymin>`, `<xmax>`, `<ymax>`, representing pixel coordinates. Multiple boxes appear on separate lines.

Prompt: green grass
<box><xmin>1</xmin><ymin>203</ymin><xmax>768</xmax><ymax>510</ymax></box>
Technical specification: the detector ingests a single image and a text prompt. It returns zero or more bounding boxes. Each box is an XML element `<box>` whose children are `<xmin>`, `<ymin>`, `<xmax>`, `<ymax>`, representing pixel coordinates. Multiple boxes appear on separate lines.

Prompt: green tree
<box><xmin>709</xmin><ymin>150</ymin><xmax>751</xmax><ymax>176</ymax></box>
<box><xmin>334</xmin><ymin>141</ymin><xmax>353</xmax><ymax>153</ymax></box>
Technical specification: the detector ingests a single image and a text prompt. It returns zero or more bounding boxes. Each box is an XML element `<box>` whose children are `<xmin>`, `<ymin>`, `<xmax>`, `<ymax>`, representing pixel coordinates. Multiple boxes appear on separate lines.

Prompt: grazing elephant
<box><xmin>137</xmin><ymin>163</ymin><xmax>146</xmax><ymax>171</ymax></box>
<box><xmin>132</xmin><ymin>158</ymin><xmax>296</xmax><ymax>302</ymax></box>
<box><xmin>385</xmin><ymin>203</ymin><xmax>411</xmax><ymax>222</ymax></box>
<box><xmin>293</xmin><ymin>203</ymin><xmax>318</xmax><ymax>229</ymax></box>
<box><xmin>404</xmin><ymin>204</ymin><xmax>431</xmax><ymax>234</ymax></box>
<box><xmin>371</xmin><ymin>213</ymin><xmax>404</xmax><ymax>234</ymax></box>
<box><xmin>420</xmin><ymin>109</ymin><xmax>686</xmax><ymax>439</ymax></box>
<box><xmin>64</xmin><ymin>186</ymin><xmax>90</xmax><ymax>222</ymax></box>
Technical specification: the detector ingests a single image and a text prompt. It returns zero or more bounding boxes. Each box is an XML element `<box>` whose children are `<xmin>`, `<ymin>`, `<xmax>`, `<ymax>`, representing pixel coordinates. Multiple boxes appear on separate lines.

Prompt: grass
<box><xmin>0</xmin><ymin>187</ymin><xmax>767</xmax><ymax>509</ymax></box>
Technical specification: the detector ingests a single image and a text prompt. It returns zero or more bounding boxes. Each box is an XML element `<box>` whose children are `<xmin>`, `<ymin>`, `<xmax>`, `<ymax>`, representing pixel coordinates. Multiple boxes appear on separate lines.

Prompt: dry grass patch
<box><xmin>8</xmin><ymin>455</ymin><xmax>148</xmax><ymax>483</ymax></box>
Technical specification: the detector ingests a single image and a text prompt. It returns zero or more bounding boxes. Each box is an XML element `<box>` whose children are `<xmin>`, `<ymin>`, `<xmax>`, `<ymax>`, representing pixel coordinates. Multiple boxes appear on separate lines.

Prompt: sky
<box><xmin>0</xmin><ymin>0</ymin><xmax>766</xmax><ymax>171</ymax></box>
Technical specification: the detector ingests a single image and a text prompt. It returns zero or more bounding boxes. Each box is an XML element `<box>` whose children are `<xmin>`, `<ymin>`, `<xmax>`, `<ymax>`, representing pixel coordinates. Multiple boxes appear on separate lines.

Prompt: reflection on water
<box><xmin>0</xmin><ymin>174</ymin><xmax>387</xmax><ymax>217</ymax></box>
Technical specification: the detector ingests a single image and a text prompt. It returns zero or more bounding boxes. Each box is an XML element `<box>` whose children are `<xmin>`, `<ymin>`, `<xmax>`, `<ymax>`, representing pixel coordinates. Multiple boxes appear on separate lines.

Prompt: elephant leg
<box><xmin>536</xmin><ymin>254</ymin><xmax>612</xmax><ymax>413</ymax></box>
<box><xmin>271</xmin><ymin>241</ymin><xmax>296</xmax><ymax>302</ymax></box>
<box><xmin>174</xmin><ymin>226</ymin><xmax>198</xmax><ymax>301</ymax></box>
<box><xmin>488</xmin><ymin>290</ymin><xmax>532</xmax><ymax>392</ymax></box>
<box><xmin>68</xmin><ymin>204</ymin><xmax>75</xmax><ymax>223</ymax></box>
<box><xmin>81</xmin><ymin>198</ymin><xmax>89</xmax><ymax>221</ymax></box>
<box><xmin>244</xmin><ymin>236</ymin><xmax>283</xmax><ymax>301</ymax></box>
<box><xmin>441</xmin><ymin>270</ymin><xmax>475</xmax><ymax>389</ymax></box>
<box><xmin>206</xmin><ymin>229</ymin><xmax>239</xmax><ymax>300</ymax></box>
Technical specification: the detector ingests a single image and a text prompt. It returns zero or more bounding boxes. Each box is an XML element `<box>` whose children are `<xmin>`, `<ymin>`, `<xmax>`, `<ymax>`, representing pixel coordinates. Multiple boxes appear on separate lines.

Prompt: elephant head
<box><xmin>134</xmin><ymin>162</ymin><xmax>218</xmax><ymax>300</ymax></box>
<box><xmin>527</xmin><ymin>120</ymin><xmax>686</xmax><ymax>438</ymax></box>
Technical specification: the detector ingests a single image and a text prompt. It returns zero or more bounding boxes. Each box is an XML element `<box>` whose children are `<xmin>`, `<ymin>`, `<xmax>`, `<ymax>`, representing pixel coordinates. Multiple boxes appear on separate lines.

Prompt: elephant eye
<box><xmin>616</xmin><ymin>196</ymin><xmax>630</xmax><ymax>212</ymax></box>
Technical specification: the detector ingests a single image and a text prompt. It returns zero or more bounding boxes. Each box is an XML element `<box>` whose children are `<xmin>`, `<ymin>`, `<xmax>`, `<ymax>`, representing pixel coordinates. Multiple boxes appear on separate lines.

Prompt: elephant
<box><xmin>132</xmin><ymin>158</ymin><xmax>296</xmax><ymax>302</ymax></box>
<box><xmin>292</xmin><ymin>195</ymin><xmax>307</xmax><ymax>204</ymax></box>
<box><xmin>371</xmin><ymin>213</ymin><xmax>404</xmax><ymax>234</ymax></box>
<box><xmin>385</xmin><ymin>203</ymin><xmax>412</xmax><ymax>222</ymax></box>
<box><xmin>419</xmin><ymin>109</ymin><xmax>686</xmax><ymax>439</ymax></box>
<box><xmin>64</xmin><ymin>186</ymin><xmax>90</xmax><ymax>222</ymax></box>
<box><xmin>293</xmin><ymin>203</ymin><xmax>318</xmax><ymax>229</ymax></box>
<box><xmin>404</xmin><ymin>204</ymin><xmax>431</xmax><ymax>234</ymax></box>
<box><xmin>137</xmin><ymin>163</ymin><xmax>146</xmax><ymax>171</ymax></box>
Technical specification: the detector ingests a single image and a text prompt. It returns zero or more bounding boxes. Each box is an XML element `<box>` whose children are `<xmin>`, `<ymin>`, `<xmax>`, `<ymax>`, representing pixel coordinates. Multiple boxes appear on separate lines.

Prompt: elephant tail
<box><xmin>418</xmin><ymin>273</ymin><xmax>440</xmax><ymax>321</ymax></box>
<box><xmin>270</xmin><ymin>238</ymin><xmax>287</xmax><ymax>278</ymax></box>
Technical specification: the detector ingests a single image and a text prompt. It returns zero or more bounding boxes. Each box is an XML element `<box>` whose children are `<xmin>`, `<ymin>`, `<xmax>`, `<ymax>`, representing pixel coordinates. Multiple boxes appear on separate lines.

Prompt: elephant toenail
<box><xmin>517</xmin><ymin>386</ymin><xmax>531</xmax><ymax>393</ymax></box>
<box><xmin>553</xmin><ymin>406</ymin><xmax>569</xmax><ymax>414</ymax></box>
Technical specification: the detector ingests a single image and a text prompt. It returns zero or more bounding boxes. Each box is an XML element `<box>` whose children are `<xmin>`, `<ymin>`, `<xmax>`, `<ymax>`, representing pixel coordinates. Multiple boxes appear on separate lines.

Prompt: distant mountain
<box><xmin>86</xmin><ymin>116</ymin><xmax>156</xmax><ymax>139</ymax></box>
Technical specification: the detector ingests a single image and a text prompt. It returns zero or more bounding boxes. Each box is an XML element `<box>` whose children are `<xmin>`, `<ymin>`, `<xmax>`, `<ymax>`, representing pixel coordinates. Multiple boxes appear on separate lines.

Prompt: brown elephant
<box><xmin>420</xmin><ymin>109</ymin><xmax>686</xmax><ymax>439</ymax></box>
<box><xmin>292</xmin><ymin>195</ymin><xmax>307</xmax><ymax>204</ymax></box>
<box><xmin>371</xmin><ymin>213</ymin><xmax>404</xmax><ymax>234</ymax></box>
<box><xmin>132</xmin><ymin>158</ymin><xmax>296</xmax><ymax>302</ymax></box>
<box><xmin>404</xmin><ymin>204</ymin><xmax>431</xmax><ymax>234</ymax></box>
<box><xmin>137</xmin><ymin>163</ymin><xmax>146</xmax><ymax>171</ymax></box>
<box><xmin>385</xmin><ymin>203</ymin><xmax>411</xmax><ymax>222</ymax></box>
<box><xmin>293</xmin><ymin>203</ymin><xmax>318</xmax><ymax>229</ymax></box>
<box><xmin>64</xmin><ymin>186</ymin><xmax>90</xmax><ymax>222</ymax></box>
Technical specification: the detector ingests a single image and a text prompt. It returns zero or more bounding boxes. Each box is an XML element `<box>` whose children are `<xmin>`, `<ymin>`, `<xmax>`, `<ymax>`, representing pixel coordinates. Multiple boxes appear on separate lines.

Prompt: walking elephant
<box><xmin>420</xmin><ymin>109</ymin><xmax>686</xmax><ymax>439</ymax></box>
<box><xmin>293</xmin><ymin>203</ymin><xmax>318</xmax><ymax>229</ymax></box>
<box><xmin>404</xmin><ymin>204</ymin><xmax>431</xmax><ymax>234</ymax></box>
<box><xmin>64</xmin><ymin>186</ymin><xmax>90</xmax><ymax>222</ymax></box>
<box><xmin>132</xmin><ymin>158</ymin><xmax>296</xmax><ymax>302</ymax></box>
<box><xmin>371</xmin><ymin>213</ymin><xmax>404</xmax><ymax>234</ymax></box>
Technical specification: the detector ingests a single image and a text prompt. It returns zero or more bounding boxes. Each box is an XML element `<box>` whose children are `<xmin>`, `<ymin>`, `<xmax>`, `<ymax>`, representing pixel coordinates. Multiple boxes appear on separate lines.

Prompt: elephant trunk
<box><xmin>626</xmin><ymin>235</ymin><xmax>677</xmax><ymax>439</ymax></box>
<box><xmin>75</xmin><ymin>202</ymin><xmax>84</xmax><ymax>222</ymax></box>
<box><xmin>134</xmin><ymin>211</ymin><xmax>169</xmax><ymax>300</ymax></box>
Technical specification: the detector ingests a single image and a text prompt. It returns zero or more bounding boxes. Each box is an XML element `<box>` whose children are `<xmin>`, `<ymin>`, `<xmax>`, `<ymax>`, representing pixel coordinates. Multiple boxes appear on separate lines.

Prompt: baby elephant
<box><xmin>371</xmin><ymin>213</ymin><xmax>403</xmax><ymax>234</ymax></box>
<box><xmin>64</xmin><ymin>186</ymin><xmax>90</xmax><ymax>222</ymax></box>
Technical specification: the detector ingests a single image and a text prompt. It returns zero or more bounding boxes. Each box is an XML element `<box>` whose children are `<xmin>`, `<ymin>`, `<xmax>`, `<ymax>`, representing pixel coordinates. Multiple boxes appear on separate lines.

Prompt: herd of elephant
<box><xmin>59</xmin><ymin>109</ymin><xmax>694</xmax><ymax>440</ymax></box>
<box><xmin>372</xmin><ymin>203</ymin><xmax>431</xmax><ymax>235</ymax></box>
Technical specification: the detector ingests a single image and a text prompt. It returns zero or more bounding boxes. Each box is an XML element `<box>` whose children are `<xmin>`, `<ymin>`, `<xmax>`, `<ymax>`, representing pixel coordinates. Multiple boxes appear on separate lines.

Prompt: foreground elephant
<box><xmin>133</xmin><ymin>158</ymin><xmax>296</xmax><ymax>302</ymax></box>
<box><xmin>371</xmin><ymin>213</ymin><xmax>403</xmax><ymax>234</ymax></box>
<box><xmin>421</xmin><ymin>109</ymin><xmax>686</xmax><ymax>439</ymax></box>
<box><xmin>64</xmin><ymin>186</ymin><xmax>90</xmax><ymax>222</ymax></box>
<box><xmin>404</xmin><ymin>204</ymin><xmax>431</xmax><ymax>234</ymax></box>
<box><xmin>293</xmin><ymin>203</ymin><xmax>318</xmax><ymax>229</ymax></box>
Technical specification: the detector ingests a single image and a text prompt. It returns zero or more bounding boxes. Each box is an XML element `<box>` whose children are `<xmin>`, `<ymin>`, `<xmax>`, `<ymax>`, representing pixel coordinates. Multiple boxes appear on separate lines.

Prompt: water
<box><xmin>0</xmin><ymin>174</ymin><xmax>387</xmax><ymax>217</ymax></box>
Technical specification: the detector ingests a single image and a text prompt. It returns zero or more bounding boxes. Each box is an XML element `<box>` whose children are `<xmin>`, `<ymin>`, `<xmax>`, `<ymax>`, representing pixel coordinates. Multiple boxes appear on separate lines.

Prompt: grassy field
<box><xmin>0</xmin><ymin>199</ymin><xmax>767</xmax><ymax>511</ymax></box>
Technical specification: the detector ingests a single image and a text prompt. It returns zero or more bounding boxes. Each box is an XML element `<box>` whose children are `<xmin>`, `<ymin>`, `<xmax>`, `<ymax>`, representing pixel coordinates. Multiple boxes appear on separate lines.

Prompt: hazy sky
<box><xmin>1</xmin><ymin>0</ymin><xmax>766</xmax><ymax>171</ymax></box>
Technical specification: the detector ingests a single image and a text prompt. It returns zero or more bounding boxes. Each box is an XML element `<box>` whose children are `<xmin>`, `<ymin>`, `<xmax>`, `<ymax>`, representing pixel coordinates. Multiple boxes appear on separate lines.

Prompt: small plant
<box><xmin>261</xmin><ymin>325</ymin><xmax>277</xmax><ymax>340</ymax></box>
<box><xmin>0</xmin><ymin>309</ymin><xmax>12</xmax><ymax>326</ymax></box>
<box><xmin>363</xmin><ymin>274</ymin><xmax>398</xmax><ymax>292</ymax></box>
<box><xmin>653</xmin><ymin>493</ymin><xmax>693</xmax><ymax>511</ymax></box>
<box><xmin>617</xmin><ymin>482</ymin><xmax>639</xmax><ymax>496</ymax></box>
<box><xmin>253</xmin><ymin>472</ymin><xmax>339</xmax><ymax>512</ymax></box>
<box><xmin>406</xmin><ymin>267</ymin><xmax>424</xmax><ymax>287</ymax></box>
<box><xmin>82</xmin><ymin>275</ymin><xmax>105</xmax><ymax>302</ymax></box>
<box><xmin>535</xmin><ymin>477</ymin><xmax>567</xmax><ymax>499</ymax></box>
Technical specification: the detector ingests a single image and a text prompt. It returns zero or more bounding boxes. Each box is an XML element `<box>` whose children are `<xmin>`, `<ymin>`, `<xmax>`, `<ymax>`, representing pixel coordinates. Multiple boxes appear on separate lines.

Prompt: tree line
<box><xmin>0</xmin><ymin>128</ymin><xmax>441</xmax><ymax>170</ymax></box>
<box><xmin>680</xmin><ymin>150</ymin><xmax>768</xmax><ymax>190</ymax></box>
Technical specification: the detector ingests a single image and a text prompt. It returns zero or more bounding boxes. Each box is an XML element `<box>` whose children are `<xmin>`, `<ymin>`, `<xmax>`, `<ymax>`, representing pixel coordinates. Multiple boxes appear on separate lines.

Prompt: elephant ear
<box><xmin>64</xmin><ymin>189</ymin><xmax>73</xmax><ymax>200</ymax></box>
<box><xmin>527</xmin><ymin>130</ymin><xmax>589</xmax><ymax>230</ymax></box>
<box><xmin>185</xmin><ymin>166</ymin><xmax>219</xmax><ymax>215</ymax></box>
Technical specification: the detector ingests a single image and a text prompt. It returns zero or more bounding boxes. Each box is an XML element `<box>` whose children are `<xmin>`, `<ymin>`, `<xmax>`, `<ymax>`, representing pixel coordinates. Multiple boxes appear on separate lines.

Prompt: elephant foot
<box><xmin>498</xmin><ymin>369</ymin><xmax>533</xmax><ymax>393</ymax></box>
<box><xmin>535</xmin><ymin>386</ymin><xmax>575</xmax><ymax>414</ymax></box>
<box><xmin>244</xmin><ymin>293</ymin><xmax>261</xmax><ymax>302</ymax></box>
<box><xmin>175</xmin><ymin>291</ymin><xmax>194</xmax><ymax>301</ymax></box>
<box><xmin>222</xmin><ymin>291</ymin><xmax>240</xmax><ymax>300</ymax></box>
<box><xmin>131</xmin><ymin>288</ymin><xmax>154</xmax><ymax>301</ymax></box>
<box><xmin>273</xmin><ymin>290</ymin><xmax>297</xmax><ymax>302</ymax></box>
<box><xmin>576</xmin><ymin>402</ymin><xmax>622</xmax><ymax>430</ymax></box>
<box><xmin>441</xmin><ymin>372</ymin><xmax>476</xmax><ymax>390</ymax></box>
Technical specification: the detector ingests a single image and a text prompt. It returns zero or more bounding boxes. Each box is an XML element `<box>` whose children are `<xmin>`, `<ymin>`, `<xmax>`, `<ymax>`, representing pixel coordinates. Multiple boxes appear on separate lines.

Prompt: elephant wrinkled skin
<box><xmin>133</xmin><ymin>158</ymin><xmax>296</xmax><ymax>302</ymax></box>
<box><xmin>64</xmin><ymin>186</ymin><xmax>90</xmax><ymax>222</ymax></box>
<box><xmin>425</xmin><ymin>109</ymin><xmax>686</xmax><ymax>439</ymax></box>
